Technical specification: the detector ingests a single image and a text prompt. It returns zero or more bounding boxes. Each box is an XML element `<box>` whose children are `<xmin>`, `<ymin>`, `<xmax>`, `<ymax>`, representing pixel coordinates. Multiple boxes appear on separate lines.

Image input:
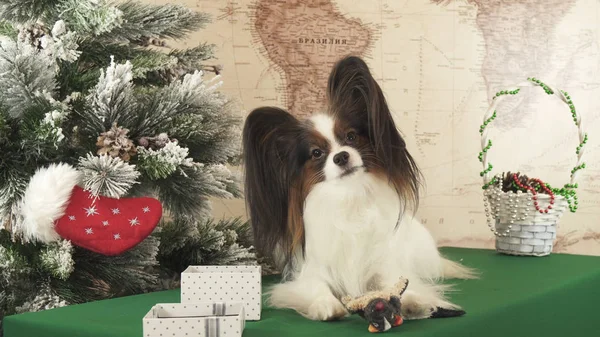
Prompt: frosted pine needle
<box><xmin>136</xmin><ymin>140</ymin><xmax>194</xmax><ymax>180</ymax></box>
<box><xmin>39</xmin><ymin>240</ymin><xmax>75</xmax><ymax>280</ymax></box>
<box><xmin>0</xmin><ymin>36</ymin><xmax>57</xmax><ymax>118</ymax></box>
<box><xmin>78</xmin><ymin>153</ymin><xmax>140</xmax><ymax>198</ymax></box>
<box><xmin>87</xmin><ymin>56</ymin><xmax>136</xmax><ymax>124</ymax></box>
<box><xmin>53</xmin><ymin>0</ymin><xmax>124</xmax><ymax>36</ymax></box>
<box><xmin>15</xmin><ymin>286</ymin><xmax>69</xmax><ymax>314</ymax></box>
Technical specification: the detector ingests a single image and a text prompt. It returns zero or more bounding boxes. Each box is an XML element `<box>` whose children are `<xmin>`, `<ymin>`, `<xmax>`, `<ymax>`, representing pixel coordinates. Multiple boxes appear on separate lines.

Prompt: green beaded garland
<box><xmin>478</xmin><ymin>140</ymin><xmax>492</xmax><ymax>162</ymax></box>
<box><xmin>528</xmin><ymin>77</ymin><xmax>554</xmax><ymax>94</ymax></box>
<box><xmin>571</xmin><ymin>163</ymin><xmax>586</xmax><ymax>177</ymax></box>
<box><xmin>479</xmin><ymin>111</ymin><xmax>497</xmax><ymax>134</ymax></box>
<box><xmin>480</xmin><ymin>79</ymin><xmax>587</xmax><ymax>211</ymax></box>
<box><xmin>480</xmin><ymin>163</ymin><xmax>493</xmax><ymax>177</ymax></box>
<box><xmin>492</xmin><ymin>88</ymin><xmax>520</xmax><ymax>100</ymax></box>
<box><xmin>482</xmin><ymin>176</ymin><xmax>497</xmax><ymax>190</ymax></box>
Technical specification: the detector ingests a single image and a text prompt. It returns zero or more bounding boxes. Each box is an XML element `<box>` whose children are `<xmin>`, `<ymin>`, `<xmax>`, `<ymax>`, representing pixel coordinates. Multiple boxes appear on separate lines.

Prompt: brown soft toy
<box><xmin>341</xmin><ymin>278</ymin><xmax>409</xmax><ymax>333</ymax></box>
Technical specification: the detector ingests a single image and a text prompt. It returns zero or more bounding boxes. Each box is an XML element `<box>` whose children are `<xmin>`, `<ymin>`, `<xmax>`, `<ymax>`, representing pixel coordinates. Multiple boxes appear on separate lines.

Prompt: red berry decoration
<box><xmin>512</xmin><ymin>174</ymin><xmax>554</xmax><ymax>214</ymax></box>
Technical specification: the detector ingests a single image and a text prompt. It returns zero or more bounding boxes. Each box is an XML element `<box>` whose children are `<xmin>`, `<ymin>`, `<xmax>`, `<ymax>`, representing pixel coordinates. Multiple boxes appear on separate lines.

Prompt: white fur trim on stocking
<box><xmin>19</xmin><ymin>163</ymin><xmax>81</xmax><ymax>243</ymax></box>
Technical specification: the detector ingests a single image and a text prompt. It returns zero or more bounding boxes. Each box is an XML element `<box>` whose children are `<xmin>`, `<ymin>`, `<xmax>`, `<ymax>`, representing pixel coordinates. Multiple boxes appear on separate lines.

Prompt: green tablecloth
<box><xmin>4</xmin><ymin>247</ymin><xmax>600</xmax><ymax>337</ymax></box>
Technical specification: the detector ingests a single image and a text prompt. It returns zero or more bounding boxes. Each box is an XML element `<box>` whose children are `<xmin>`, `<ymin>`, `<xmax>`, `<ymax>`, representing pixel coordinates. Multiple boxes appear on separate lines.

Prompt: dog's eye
<box><xmin>346</xmin><ymin>131</ymin><xmax>357</xmax><ymax>143</ymax></box>
<box><xmin>373</xmin><ymin>323</ymin><xmax>378</xmax><ymax>327</ymax></box>
<box><xmin>311</xmin><ymin>149</ymin><xmax>323</xmax><ymax>158</ymax></box>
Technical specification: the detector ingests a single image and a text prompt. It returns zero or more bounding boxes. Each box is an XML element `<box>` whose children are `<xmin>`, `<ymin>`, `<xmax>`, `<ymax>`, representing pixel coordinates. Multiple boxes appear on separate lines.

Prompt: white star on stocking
<box><xmin>84</xmin><ymin>205</ymin><xmax>99</xmax><ymax>217</ymax></box>
<box><xmin>113</xmin><ymin>233</ymin><xmax>121</xmax><ymax>240</ymax></box>
<box><xmin>111</xmin><ymin>208</ymin><xmax>120</xmax><ymax>215</ymax></box>
<box><xmin>129</xmin><ymin>217</ymin><xmax>139</xmax><ymax>226</ymax></box>
<box><xmin>102</xmin><ymin>220</ymin><xmax>109</xmax><ymax>226</ymax></box>
<box><xmin>85</xmin><ymin>228</ymin><xmax>93</xmax><ymax>235</ymax></box>
<box><xmin>68</xmin><ymin>215</ymin><xmax>76</xmax><ymax>221</ymax></box>
<box><xmin>142</xmin><ymin>206</ymin><xmax>151</xmax><ymax>213</ymax></box>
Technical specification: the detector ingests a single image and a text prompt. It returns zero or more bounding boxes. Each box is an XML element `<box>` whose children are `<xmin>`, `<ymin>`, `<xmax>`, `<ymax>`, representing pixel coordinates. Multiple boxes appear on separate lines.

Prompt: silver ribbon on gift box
<box><xmin>212</xmin><ymin>302</ymin><xmax>227</xmax><ymax>316</ymax></box>
<box><xmin>205</xmin><ymin>302</ymin><xmax>239</xmax><ymax>337</ymax></box>
<box><xmin>205</xmin><ymin>316</ymin><xmax>220</xmax><ymax>337</ymax></box>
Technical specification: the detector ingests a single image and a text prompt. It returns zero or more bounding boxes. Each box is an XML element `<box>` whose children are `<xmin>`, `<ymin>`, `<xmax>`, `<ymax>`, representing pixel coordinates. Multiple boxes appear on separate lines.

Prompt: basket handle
<box><xmin>479</xmin><ymin>78</ymin><xmax>588</xmax><ymax>189</ymax></box>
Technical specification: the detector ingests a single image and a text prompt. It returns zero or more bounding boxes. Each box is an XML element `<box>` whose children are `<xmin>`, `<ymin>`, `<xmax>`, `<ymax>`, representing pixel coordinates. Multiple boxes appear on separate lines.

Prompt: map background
<box><xmin>145</xmin><ymin>0</ymin><xmax>600</xmax><ymax>255</ymax></box>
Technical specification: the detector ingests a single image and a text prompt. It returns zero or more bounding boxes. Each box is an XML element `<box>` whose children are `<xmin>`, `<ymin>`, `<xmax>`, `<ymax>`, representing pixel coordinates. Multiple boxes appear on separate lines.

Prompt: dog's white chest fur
<box><xmin>302</xmin><ymin>171</ymin><xmax>400</xmax><ymax>296</ymax></box>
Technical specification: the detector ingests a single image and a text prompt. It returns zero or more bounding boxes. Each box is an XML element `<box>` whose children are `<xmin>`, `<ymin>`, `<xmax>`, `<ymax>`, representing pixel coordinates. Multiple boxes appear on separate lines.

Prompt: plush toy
<box><xmin>341</xmin><ymin>278</ymin><xmax>409</xmax><ymax>333</ymax></box>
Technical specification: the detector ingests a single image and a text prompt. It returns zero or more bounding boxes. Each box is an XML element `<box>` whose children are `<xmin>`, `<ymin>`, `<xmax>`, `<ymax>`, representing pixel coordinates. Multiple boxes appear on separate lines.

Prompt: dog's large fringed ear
<box><xmin>242</xmin><ymin>107</ymin><xmax>304</xmax><ymax>268</ymax></box>
<box><xmin>326</xmin><ymin>55</ymin><xmax>422</xmax><ymax>212</ymax></box>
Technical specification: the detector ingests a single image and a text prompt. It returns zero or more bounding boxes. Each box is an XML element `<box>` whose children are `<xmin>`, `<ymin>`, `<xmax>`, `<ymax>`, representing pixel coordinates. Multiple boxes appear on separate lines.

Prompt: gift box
<box><xmin>143</xmin><ymin>302</ymin><xmax>245</xmax><ymax>337</ymax></box>
<box><xmin>181</xmin><ymin>265</ymin><xmax>262</xmax><ymax>320</ymax></box>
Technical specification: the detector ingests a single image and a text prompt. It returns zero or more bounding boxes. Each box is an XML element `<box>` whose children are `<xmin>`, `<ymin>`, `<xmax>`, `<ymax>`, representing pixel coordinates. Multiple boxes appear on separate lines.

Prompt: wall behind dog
<box><xmin>147</xmin><ymin>0</ymin><xmax>600</xmax><ymax>256</ymax></box>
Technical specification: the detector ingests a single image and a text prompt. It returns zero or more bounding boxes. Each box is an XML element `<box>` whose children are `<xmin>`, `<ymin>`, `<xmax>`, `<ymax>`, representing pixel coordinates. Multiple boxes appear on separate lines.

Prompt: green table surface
<box><xmin>4</xmin><ymin>247</ymin><xmax>600</xmax><ymax>337</ymax></box>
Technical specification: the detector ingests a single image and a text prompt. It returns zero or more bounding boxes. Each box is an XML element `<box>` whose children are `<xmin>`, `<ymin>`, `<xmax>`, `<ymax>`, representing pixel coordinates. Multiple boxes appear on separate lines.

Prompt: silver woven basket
<box><xmin>479</xmin><ymin>78</ymin><xmax>587</xmax><ymax>257</ymax></box>
<box><xmin>484</xmin><ymin>190</ymin><xmax>568</xmax><ymax>256</ymax></box>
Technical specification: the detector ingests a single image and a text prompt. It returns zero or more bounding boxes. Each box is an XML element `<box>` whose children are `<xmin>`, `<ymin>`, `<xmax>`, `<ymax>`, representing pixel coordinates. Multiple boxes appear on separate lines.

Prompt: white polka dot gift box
<box><xmin>143</xmin><ymin>302</ymin><xmax>245</xmax><ymax>337</ymax></box>
<box><xmin>181</xmin><ymin>265</ymin><xmax>262</xmax><ymax>320</ymax></box>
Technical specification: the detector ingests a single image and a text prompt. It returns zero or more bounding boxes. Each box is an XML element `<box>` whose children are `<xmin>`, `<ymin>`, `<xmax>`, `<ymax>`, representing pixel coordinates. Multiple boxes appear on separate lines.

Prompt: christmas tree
<box><xmin>0</xmin><ymin>0</ymin><xmax>255</xmax><ymax>331</ymax></box>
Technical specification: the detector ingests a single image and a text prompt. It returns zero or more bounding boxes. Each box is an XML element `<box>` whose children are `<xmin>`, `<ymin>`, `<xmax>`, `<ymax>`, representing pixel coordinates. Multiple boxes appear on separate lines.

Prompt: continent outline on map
<box><xmin>251</xmin><ymin>0</ymin><xmax>376</xmax><ymax>117</ymax></box>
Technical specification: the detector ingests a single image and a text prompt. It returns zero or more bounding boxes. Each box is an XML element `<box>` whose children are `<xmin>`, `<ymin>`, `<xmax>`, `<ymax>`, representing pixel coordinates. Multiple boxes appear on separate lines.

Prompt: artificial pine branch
<box><xmin>135</xmin><ymin>140</ymin><xmax>194</xmax><ymax>180</ymax></box>
<box><xmin>18</xmin><ymin>101</ymin><xmax>67</xmax><ymax>156</ymax></box>
<box><xmin>108</xmin><ymin>1</ymin><xmax>211</xmax><ymax>44</ymax></box>
<box><xmin>78</xmin><ymin>153</ymin><xmax>140</xmax><ymax>198</ymax></box>
<box><xmin>55</xmin><ymin>61</ymin><xmax>102</xmax><ymax>99</ymax></box>
<box><xmin>70</xmin><ymin>41</ymin><xmax>219</xmax><ymax>87</ymax></box>
<box><xmin>43</xmin><ymin>0</ymin><xmax>123</xmax><ymax>36</ymax></box>
<box><xmin>73</xmin><ymin>40</ymin><xmax>177</xmax><ymax>82</ymax></box>
<box><xmin>0</xmin><ymin>20</ymin><xmax>16</xmax><ymax>39</ymax></box>
<box><xmin>14</xmin><ymin>286</ymin><xmax>68</xmax><ymax>314</ymax></box>
<box><xmin>0</xmin><ymin>230</ymin><xmax>43</xmax><ymax>319</ymax></box>
<box><xmin>156</xmin><ymin>216</ymin><xmax>255</xmax><ymax>279</ymax></box>
<box><xmin>0</xmin><ymin>110</ymin><xmax>7</xmax><ymax>142</ymax></box>
<box><xmin>153</xmin><ymin>165</ymin><xmax>215</xmax><ymax>218</ymax></box>
<box><xmin>0</xmin><ymin>166</ymin><xmax>30</xmax><ymax>217</ymax></box>
<box><xmin>86</xmin><ymin>57</ymin><xmax>137</xmax><ymax>131</ymax></box>
<box><xmin>0</xmin><ymin>37</ymin><xmax>58</xmax><ymax>118</ymax></box>
<box><xmin>168</xmin><ymin>43</ymin><xmax>216</xmax><ymax>70</ymax></box>
<box><xmin>0</xmin><ymin>0</ymin><xmax>59</xmax><ymax>24</ymax></box>
<box><xmin>57</xmin><ymin>237</ymin><xmax>160</xmax><ymax>302</ymax></box>
<box><xmin>38</xmin><ymin>240</ymin><xmax>74</xmax><ymax>280</ymax></box>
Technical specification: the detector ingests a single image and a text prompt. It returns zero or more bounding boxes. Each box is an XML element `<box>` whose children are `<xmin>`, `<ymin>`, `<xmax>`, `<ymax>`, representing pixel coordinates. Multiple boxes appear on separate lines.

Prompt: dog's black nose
<box><xmin>333</xmin><ymin>151</ymin><xmax>349</xmax><ymax>166</ymax></box>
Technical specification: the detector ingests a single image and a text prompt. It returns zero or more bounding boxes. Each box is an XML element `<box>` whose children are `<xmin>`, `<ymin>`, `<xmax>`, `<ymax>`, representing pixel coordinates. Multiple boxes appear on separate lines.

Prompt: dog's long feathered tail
<box><xmin>441</xmin><ymin>257</ymin><xmax>478</xmax><ymax>280</ymax></box>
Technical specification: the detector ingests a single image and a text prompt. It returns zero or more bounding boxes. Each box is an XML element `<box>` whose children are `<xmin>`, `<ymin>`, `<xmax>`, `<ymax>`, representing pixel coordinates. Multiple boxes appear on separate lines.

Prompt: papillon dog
<box><xmin>242</xmin><ymin>56</ymin><xmax>475</xmax><ymax>323</ymax></box>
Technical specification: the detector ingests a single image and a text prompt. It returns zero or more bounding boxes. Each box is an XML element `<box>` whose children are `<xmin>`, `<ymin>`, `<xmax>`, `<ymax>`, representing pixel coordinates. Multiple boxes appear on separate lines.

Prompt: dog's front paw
<box><xmin>401</xmin><ymin>293</ymin><xmax>435</xmax><ymax>320</ymax></box>
<box><xmin>306</xmin><ymin>296</ymin><xmax>348</xmax><ymax>321</ymax></box>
